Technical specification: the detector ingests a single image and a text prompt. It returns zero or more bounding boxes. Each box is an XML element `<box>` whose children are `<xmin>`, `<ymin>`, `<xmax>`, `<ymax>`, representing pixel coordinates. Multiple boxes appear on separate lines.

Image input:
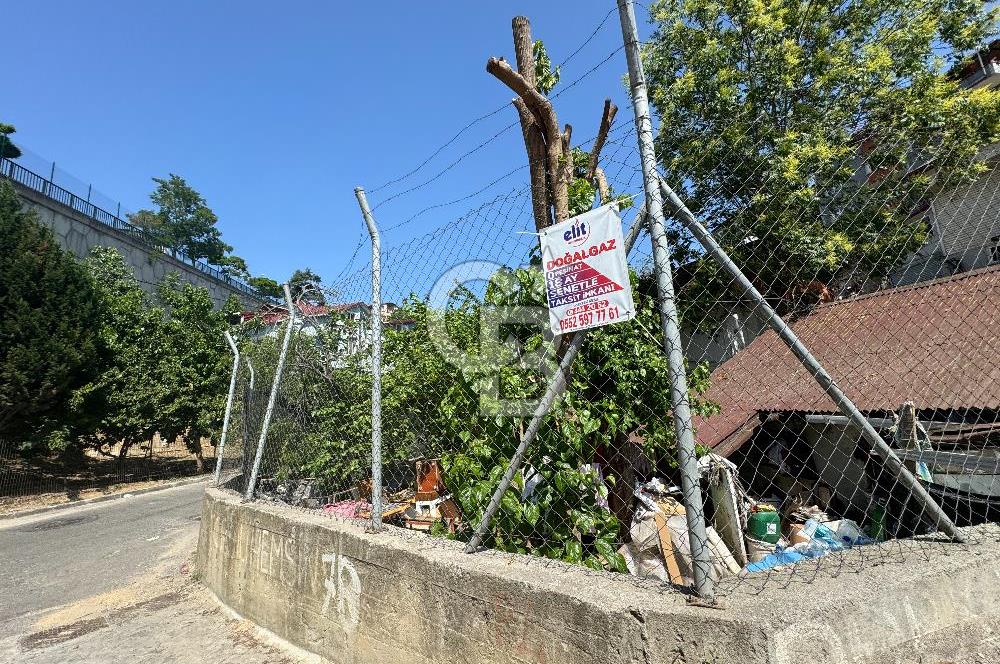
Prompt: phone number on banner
<box><xmin>557</xmin><ymin>300</ymin><xmax>623</xmax><ymax>333</ymax></box>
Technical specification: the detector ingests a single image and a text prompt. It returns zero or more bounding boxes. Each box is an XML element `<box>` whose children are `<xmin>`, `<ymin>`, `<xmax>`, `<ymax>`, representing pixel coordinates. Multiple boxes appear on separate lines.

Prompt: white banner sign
<box><xmin>540</xmin><ymin>204</ymin><xmax>636</xmax><ymax>335</ymax></box>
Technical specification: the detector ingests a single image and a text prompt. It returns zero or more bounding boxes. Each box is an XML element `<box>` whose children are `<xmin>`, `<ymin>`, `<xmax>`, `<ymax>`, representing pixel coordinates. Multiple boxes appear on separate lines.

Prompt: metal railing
<box><xmin>0</xmin><ymin>156</ymin><xmax>266</xmax><ymax>300</ymax></box>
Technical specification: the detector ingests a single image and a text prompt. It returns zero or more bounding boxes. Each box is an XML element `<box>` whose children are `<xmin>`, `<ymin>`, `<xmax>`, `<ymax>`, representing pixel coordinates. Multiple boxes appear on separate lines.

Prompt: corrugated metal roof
<box><xmin>694</xmin><ymin>264</ymin><xmax>1000</xmax><ymax>450</ymax></box>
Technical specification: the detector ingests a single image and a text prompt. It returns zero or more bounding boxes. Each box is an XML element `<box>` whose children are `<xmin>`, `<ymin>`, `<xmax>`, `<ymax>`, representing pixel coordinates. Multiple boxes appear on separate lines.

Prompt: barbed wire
<box><xmin>369</xmin><ymin>6</ymin><xmax>623</xmax><ymax>197</ymax></box>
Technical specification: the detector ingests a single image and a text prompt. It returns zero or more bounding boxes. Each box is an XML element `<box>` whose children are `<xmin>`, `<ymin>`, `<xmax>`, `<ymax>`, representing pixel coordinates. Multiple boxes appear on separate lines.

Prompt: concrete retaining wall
<box><xmin>16</xmin><ymin>183</ymin><xmax>262</xmax><ymax>308</ymax></box>
<box><xmin>197</xmin><ymin>488</ymin><xmax>1000</xmax><ymax>664</ymax></box>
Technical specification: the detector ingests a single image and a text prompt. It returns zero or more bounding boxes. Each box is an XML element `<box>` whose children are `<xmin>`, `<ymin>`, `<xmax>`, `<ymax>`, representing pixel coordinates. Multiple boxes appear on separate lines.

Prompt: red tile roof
<box><xmin>695</xmin><ymin>265</ymin><xmax>1000</xmax><ymax>453</ymax></box>
<box><xmin>241</xmin><ymin>303</ymin><xmax>332</xmax><ymax>325</ymax></box>
<box><xmin>240</xmin><ymin>301</ymin><xmax>371</xmax><ymax>326</ymax></box>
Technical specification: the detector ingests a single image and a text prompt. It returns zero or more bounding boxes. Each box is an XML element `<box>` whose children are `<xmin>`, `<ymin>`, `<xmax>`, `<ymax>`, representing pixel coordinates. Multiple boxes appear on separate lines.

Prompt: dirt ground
<box><xmin>0</xmin><ymin>500</ymin><xmax>314</xmax><ymax>664</ymax></box>
<box><xmin>0</xmin><ymin>440</ymin><xmax>216</xmax><ymax>516</ymax></box>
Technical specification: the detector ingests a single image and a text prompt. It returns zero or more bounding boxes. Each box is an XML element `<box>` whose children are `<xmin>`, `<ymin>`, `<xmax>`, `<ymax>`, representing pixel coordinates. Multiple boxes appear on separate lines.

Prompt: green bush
<box><xmin>0</xmin><ymin>181</ymin><xmax>100</xmax><ymax>449</ymax></box>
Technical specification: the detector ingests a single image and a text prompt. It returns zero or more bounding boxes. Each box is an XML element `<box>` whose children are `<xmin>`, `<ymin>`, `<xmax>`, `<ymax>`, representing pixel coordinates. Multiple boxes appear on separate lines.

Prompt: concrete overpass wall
<box><xmin>8</xmin><ymin>176</ymin><xmax>264</xmax><ymax>309</ymax></box>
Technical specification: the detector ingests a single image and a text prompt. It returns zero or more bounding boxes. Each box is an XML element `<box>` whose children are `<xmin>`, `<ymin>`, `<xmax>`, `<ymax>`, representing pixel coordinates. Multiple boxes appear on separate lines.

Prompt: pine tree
<box><xmin>0</xmin><ymin>181</ymin><xmax>100</xmax><ymax>448</ymax></box>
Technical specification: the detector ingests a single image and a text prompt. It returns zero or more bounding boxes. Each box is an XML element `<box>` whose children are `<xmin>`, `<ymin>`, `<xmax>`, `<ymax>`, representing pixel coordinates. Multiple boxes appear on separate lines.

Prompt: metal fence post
<box><xmin>466</xmin><ymin>213</ymin><xmax>648</xmax><ymax>553</ymax></box>
<box><xmin>656</xmin><ymin>177</ymin><xmax>966</xmax><ymax>543</ymax></box>
<box><xmin>617</xmin><ymin>0</ymin><xmax>716</xmax><ymax>602</ymax></box>
<box><xmin>245</xmin><ymin>356</ymin><xmax>256</xmax><ymax>393</ymax></box>
<box><xmin>240</xmin><ymin>356</ymin><xmax>257</xmax><ymax>487</ymax></box>
<box><xmin>214</xmin><ymin>331</ymin><xmax>241</xmax><ymax>486</ymax></box>
<box><xmin>354</xmin><ymin>187</ymin><xmax>384</xmax><ymax>531</ymax></box>
<box><xmin>244</xmin><ymin>283</ymin><xmax>296</xmax><ymax>501</ymax></box>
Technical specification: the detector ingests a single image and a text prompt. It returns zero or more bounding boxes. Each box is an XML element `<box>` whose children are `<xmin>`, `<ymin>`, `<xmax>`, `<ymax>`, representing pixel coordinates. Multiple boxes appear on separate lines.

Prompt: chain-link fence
<box><xmin>220</xmin><ymin>1</ymin><xmax>1000</xmax><ymax>604</ymax></box>
<box><xmin>0</xmin><ymin>436</ymin><xmax>212</xmax><ymax>515</ymax></box>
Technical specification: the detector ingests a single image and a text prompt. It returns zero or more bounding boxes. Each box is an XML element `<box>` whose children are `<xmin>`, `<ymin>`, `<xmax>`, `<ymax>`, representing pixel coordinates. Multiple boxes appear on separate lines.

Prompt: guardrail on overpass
<box><xmin>0</xmin><ymin>155</ymin><xmax>266</xmax><ymax>302</ymax></box>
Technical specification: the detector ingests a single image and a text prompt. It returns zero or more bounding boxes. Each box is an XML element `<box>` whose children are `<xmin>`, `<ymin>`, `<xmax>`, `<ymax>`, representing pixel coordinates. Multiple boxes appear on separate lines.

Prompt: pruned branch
<box><xmin>514</xmin><ymin>98</ymin><xmax>552</xmax><ymax>230</ymax></box>
<box><xmin>587</xmin><ymin>99</ymin><xmax>618</xmax><ymax>181</ymax></box>
<box><xmin>594</xmin><ymin>166</ymin><xmax>611</xmax><ymax>205</ymax></box>
<box><xmin>487</xmin><ymin>55</ymin><xmax>570</xmax><ymax>222</ymax></box>
<box><xmin>486</xmin><ymin>57</ymin><xmax>559</xmax><ymax>142</ymax></box>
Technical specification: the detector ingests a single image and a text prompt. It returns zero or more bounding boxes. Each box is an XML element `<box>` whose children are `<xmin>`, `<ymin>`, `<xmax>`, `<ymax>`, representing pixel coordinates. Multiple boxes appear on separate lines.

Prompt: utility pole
<box><xmin>616</xmin><ymin>0</ymin><xmax>716</xmax><ymax>602</ymax></box>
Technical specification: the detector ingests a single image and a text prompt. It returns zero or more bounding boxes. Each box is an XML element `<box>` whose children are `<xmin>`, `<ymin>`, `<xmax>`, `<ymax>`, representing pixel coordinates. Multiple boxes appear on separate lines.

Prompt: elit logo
<box><xmin>563</xmin><ymin>219</ymin><xmax>589</xmax><ymax>246</ymax></box>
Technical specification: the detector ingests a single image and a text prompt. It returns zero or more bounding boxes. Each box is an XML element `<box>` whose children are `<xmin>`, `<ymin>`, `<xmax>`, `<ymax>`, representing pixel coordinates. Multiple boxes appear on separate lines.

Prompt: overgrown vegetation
<box><xmin>252</xmin><ymin>262</ymin><xmax>715</xmax><ymax>572</ymax></box>
<box><xmin>644</xmin><ymin>0</ymin><xmax>1000</xmax><ymax>324</ymax></box>
<box><xmin>0</xmin><ymin>185</ymin><xmax>237</xmax><ymax>470</ymax></box>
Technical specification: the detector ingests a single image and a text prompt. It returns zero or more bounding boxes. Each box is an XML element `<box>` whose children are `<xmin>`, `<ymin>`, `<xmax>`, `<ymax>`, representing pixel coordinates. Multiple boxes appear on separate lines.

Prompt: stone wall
<box><xmin>15</xmin><ymin>183</ymin><xmax>262</xmax><ymax>308</ymax></box>
<box><xmin>197</xmin><ymin>487</ymin><xmax>1000</xmax><ymax>664</ymax></box>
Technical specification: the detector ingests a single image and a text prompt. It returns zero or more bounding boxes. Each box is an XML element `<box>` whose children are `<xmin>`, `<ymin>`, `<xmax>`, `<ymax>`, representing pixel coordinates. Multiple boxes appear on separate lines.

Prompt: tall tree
<box><xmin>156</xmin><ymin>276</ymin><xmax>238</xmax><ymax>472</ymax></box>
<box><xmin>248</xmin><ymin>275</ymin><xmax>283</xmax><ymax>299</ymax></box>
<box><xmin>217</xmin><ymin>255</ymin><xmax>250</xmax><ymax>280</ymax></box>
<box><xmin>0</xmin><ymin>181</ymin><xmax>100</xmax><ymax>447</ymax></box>
<box><xmin>70</xmin><ymin>248</ymin><xmax>236</xmax><ymax>466</ymax></box>
<box><xmin>486</xmin><ymin>19</ymin><xmax>620</xmax><ymax>232</ymax></box>
<box><xmin>129</xmin><ymin>174</ymin><xmax>231</xmax><ymax>263</ymax></box>
<box><xmin>0</xmin><ymin>122</ymin><xmax>22</xmax><ymax>160</ymax></box>
<box><xmin>69</xmin><ymin>248</ymin><xmax>172</xmax><ymax>459</ymax></box>
<box><xmin>644</xmin><ymin>0</ymin><xmax>1000</xmax><ymax>321</ymax></box>
<box><xmin>289</xmin><ymin>268</ymin><xmax>325</xmax><ymax>305</ymax></box>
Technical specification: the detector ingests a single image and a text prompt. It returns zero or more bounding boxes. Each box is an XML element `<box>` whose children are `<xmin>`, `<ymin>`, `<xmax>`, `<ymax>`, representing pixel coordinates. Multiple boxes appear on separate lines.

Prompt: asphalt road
<box><xmin>0</xmin><ymin>482</ymin><xmax>206</xmax><ymax>623</ymax></box>
<box><xmin>0</xmin><ymin>482</ymin><xmax>301</xmax><ymax>663</ymax></box>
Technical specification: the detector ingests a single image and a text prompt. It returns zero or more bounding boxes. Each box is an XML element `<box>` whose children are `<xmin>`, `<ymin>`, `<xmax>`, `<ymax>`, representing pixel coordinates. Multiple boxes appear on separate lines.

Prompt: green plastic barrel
<box><xmin>748</xmin><ymin>510</ymin><xmax>781</xmax><ymax>544</ymax></box>
<box><xmin>867</xmin><ymin>504</ymin><xmax>886</xmax><ymax>541</ymax></box>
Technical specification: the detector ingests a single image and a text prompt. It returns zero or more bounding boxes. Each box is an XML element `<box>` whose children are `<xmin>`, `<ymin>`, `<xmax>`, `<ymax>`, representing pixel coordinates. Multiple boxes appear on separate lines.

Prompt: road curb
<box><xmin>0</xmin><ymin>475</ymin><xmax>211</xmax><ymax>520</ymax></box>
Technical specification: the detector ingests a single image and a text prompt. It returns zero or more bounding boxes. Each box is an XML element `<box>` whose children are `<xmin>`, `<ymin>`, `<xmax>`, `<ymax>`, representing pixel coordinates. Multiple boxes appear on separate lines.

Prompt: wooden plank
<box><xmin>654</xmin><ymin>512</ymin><xmax>684</xmax><ymax>585</ymax></box>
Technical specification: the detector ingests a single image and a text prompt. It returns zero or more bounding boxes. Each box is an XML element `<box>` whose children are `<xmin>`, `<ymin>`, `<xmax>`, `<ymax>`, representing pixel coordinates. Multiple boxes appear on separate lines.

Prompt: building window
<box><xmin>991</xmin><ymin>235</ymin><xmax>1000</xmax><ymax>264</ymax></box>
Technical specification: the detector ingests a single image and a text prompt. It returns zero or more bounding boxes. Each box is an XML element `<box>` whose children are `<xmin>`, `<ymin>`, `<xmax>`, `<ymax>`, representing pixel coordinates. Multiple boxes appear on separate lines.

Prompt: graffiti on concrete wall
<box><xmin>322</xmin><ymin>552</ymin><xmax>361</xmax><ymax>633</ymax></box>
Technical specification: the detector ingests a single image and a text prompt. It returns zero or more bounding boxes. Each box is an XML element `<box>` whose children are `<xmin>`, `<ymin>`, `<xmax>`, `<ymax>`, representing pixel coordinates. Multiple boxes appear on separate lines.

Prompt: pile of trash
<box><xmin>317</xmin><ymin>459</ymin><xmax>462</xmax><ymax>533</ymax></box>
<box><xmin>261</xmin><ymin>451</ymin><xmax>879</xmax><ymax>586</ymax></box>
<box><xmin>618</xmin><ymin>477</ymin><xmax>741</xmax><ymax>585</ymax></box>
<box><xmin>617</xmin><ymin>454</ymin><xmax>879</xmax><ymax>586</ymax></box>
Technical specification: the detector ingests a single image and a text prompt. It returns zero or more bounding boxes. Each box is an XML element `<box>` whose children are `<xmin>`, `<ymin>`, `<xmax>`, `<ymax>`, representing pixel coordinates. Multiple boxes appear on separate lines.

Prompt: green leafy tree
<box><xmin>644</xmin><ymin>0</ymin><xmax>1000</xmax><ymax>323</ymax></box>
<box><xmin>129</xmin><ymin>174</ymin><xmax>231</xmax><ymax>263</ymax></box>
<box><xmin>248</xmin><ymin>276</ymin><xmax>283</xmax><ymax>299</ymax></box>
<box><xmin>0</xmin><ymin>122</ymin><xmax>22</xmax><ymax>160</ymax></box>
<box><xmin>289</xmin><ymin>268</ymin><xmax>325</xmax><ymax>305</ymax></box>
<box><xmin>217</xmin><ymin>255</ymin><xmax>250</xmax><ymax>280</ymax></box>
<box><xmin>0</xmin><ymin>181</ymin><xmax>100</xmax><ymax>448</ymax></box>
<box><xmin>156</xmin><ymin>276</ymin><xmax>239</xmax><ymax>471</ymax></box>
<box><xmin>70</xmin><ymin>248</ymin><xmax>235</xmax><ymax>466</ymax></box>
<box><xmin>69</xmin><ymin>248</ymin><xmax>172</xmax><ymax>459</ymax></box>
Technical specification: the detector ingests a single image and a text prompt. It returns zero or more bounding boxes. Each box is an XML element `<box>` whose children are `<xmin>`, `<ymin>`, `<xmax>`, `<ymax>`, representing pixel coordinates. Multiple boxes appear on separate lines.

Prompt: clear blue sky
<box><xmin>4</xmin><ymin>1</ymin><xmax>654</xmax><ymax>288</ymax></box>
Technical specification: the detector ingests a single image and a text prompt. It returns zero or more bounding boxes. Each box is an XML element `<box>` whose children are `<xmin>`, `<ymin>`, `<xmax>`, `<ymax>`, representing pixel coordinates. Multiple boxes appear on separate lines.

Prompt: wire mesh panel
<box><xmin>0</xmin><ymin>436</ymin><xmax>209</xmax><ymax>515</ymax></box>
<box><xmin>234</xmin><ymin>291</ymin><xmax>382</xmax><ymax>516</ymax></box>
<box><xmin>215</xmin><ymin>357</ymin><xmax>261</xmax><ymax>493</ymax></box>
<box><xmin>231</xmin><ymin>2</ymin><xmax>1000</xmax><ymax>603</ymax></box>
